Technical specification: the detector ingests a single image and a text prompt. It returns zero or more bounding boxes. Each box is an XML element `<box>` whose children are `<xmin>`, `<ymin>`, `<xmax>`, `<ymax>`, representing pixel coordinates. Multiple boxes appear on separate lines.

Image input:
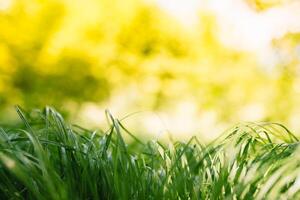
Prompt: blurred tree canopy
<box><xmin>0</xmin><ymin>0</ymin><xmax>300</xmax><ymax>134</ymax></box>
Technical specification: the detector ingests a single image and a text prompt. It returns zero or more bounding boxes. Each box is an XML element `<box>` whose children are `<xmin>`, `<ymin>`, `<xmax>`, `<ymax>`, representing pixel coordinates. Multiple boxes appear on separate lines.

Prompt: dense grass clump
<box><xmin>0</xmin><ymin>107</ymin><xmax>300</xmax><ymax>199</ymax></box>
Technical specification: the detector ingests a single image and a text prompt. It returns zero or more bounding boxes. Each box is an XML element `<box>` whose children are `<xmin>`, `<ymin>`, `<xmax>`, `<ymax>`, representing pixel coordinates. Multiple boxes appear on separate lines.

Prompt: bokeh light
<box><xmin>1</xmin><ymin>0</ymin><xmax>300</xmax><ymax>141</ymax></box>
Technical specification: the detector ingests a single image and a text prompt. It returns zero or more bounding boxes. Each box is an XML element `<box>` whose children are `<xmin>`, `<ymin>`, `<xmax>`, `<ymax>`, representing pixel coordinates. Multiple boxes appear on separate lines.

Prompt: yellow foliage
<box><xmin>0</xmin><ymin>0</ymin><xmax>299</xmax><ymax>137</ymax></box>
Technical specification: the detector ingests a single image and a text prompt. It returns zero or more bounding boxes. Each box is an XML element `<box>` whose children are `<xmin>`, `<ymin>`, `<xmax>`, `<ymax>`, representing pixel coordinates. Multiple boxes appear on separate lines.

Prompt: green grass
<box><xmin>0</xmin><ymin>107</ymin><xmax>300</xmax><ymax>199</ymax></box>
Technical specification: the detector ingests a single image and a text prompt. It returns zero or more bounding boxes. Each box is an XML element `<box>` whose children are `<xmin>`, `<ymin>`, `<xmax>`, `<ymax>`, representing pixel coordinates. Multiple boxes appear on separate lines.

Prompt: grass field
<box><xmin>0</xmin><ymin>107</ymin><xmax>300</xmax><ymax>199</ymax></box>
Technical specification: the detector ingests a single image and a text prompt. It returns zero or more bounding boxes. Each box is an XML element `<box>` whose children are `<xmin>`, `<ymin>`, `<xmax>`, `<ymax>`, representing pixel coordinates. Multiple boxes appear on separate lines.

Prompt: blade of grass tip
<box><xmin>107</xmin><ymin>114</ymin><xmax>131</xmax><ymax>199</ymax></box>
<box><xmin>105</xmin><ymin>109</ymin><xmax>114</xmax><ymax>127</ymax></box>
<box><xmin>270</xmin><ymin>122</ymin><xmax>299</xmax><ymax>142</ymax></box>
<box><xmin>263</xmin><ymin>131</ymin><xmax>273</xmax><ymax>145</ymax></box>
<box><xmin>86</xmin><ymin>130</ymin><xmax>97</xmax><ymax>152</ymax></box>
<box><xmin>16</xmin><ymin>106</ymin><xmax>65</xmax><ymax>199</ymax></box>
<box><xmin>15</xmin><ymin>106</ymin><xmax>44</xmax><ymax>154</ymax></box>
<box><xmin>252</xmin><ymin>123</ymin><xmax>284</xmax><ymax>143</ymax></box>
<box><xmin>103</xmin><ymin>109</ymin><xmax>115</xmax><ymax>135</ymax></box>
<box><xmin>119</xmin><ymin>111</ymin><xmax>146</xmax><ymax>122</ymax></box>
<box><xmin>251</xmin><ymin>122</ymin><xmax>296</xmax><ymax>144</ymax></box>
<box><xmin>49</xmin><ymin>108</ymin><xmax>69</xmax><ymax>138</ymax></box>
<box><xmin>157</xmin><ymin>141</ymin><xmax>167</xmax><ymax>151</ymax></box>
<box><xmin>241</xmin><ymin>123</ymin><xmax>268</xmax><ymax>144</ymax></box>
<box><xmin>117</xmin><ymin>120</ymin><xmax>144</xmax><ymax>145</ymax></box>
<box><xmin>105</xmin><ymin>109</ymin><xmax>127</xmax><ymax>151</ymax></box>
<box><xmin>249</xmin><ymin>122</ymin><xmax>288</xmax><ymax>143</ymax></box>
<box><xmin>41</xmin><ymin>106</ymin><xmax>54</xmax><ymax>145</ymax></box>
<box><xmin>43</xmin><ymin>106</ymin><xmax>51</xmax><ymax>130</ymax></box>
<box><xmin>15</xmin><ymin>106</ymin><xmax>35</xmax><ymax>134</ymax></box>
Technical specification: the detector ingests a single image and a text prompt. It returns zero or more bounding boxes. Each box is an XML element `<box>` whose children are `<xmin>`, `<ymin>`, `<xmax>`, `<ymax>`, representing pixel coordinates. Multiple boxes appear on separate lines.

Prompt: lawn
<box><xmin>0</xmin><ymin>106</ymin><xmax>299</xmax><ymax>199</ymax></box>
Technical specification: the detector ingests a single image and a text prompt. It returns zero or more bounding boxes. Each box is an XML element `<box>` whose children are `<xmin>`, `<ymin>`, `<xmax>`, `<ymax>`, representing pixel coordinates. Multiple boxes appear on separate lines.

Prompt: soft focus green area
<box><xmin>0</xmin><ymin>0</ymin><xmax>300</xmax><ymax>139</ymax></box>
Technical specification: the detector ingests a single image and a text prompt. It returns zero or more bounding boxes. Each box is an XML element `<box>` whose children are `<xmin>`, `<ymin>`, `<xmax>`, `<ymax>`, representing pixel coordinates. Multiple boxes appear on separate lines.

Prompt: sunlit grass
<box><xmin>0</xmin><ymin>107</ymin><xmax>300</xmax><ymax>199</ymax></box>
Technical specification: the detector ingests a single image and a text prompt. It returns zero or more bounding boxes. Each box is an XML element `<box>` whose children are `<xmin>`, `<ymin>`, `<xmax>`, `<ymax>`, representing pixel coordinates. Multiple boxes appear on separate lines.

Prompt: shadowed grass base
<box><xmin>0</xmin><ymin>107</ymin><xmax>299</xmax><ymax>199</ymax></box>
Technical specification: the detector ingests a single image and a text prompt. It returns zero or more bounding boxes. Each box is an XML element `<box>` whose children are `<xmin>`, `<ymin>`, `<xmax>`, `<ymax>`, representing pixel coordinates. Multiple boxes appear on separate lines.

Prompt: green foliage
<box><xmin>1</xmin><ymin>0</ymin><xmax>300</xmax><ymax>129</ymax></box>
<box><xmin>1</xmin><ymin>107</ymin><xmax>300</xmax><ymax>199</ymax></box>
<box><xmin>0</xmin><ymin>0</ymin><xmax>189</xmax><ymax>111</ymax></box>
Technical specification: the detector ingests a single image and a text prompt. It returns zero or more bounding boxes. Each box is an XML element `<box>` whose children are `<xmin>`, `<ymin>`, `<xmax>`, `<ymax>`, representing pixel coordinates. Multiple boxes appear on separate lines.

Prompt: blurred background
<box><xmin>1</xmin><ymin>0</ymin><xmax>300</xmax><ymax>141</ymax></box>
